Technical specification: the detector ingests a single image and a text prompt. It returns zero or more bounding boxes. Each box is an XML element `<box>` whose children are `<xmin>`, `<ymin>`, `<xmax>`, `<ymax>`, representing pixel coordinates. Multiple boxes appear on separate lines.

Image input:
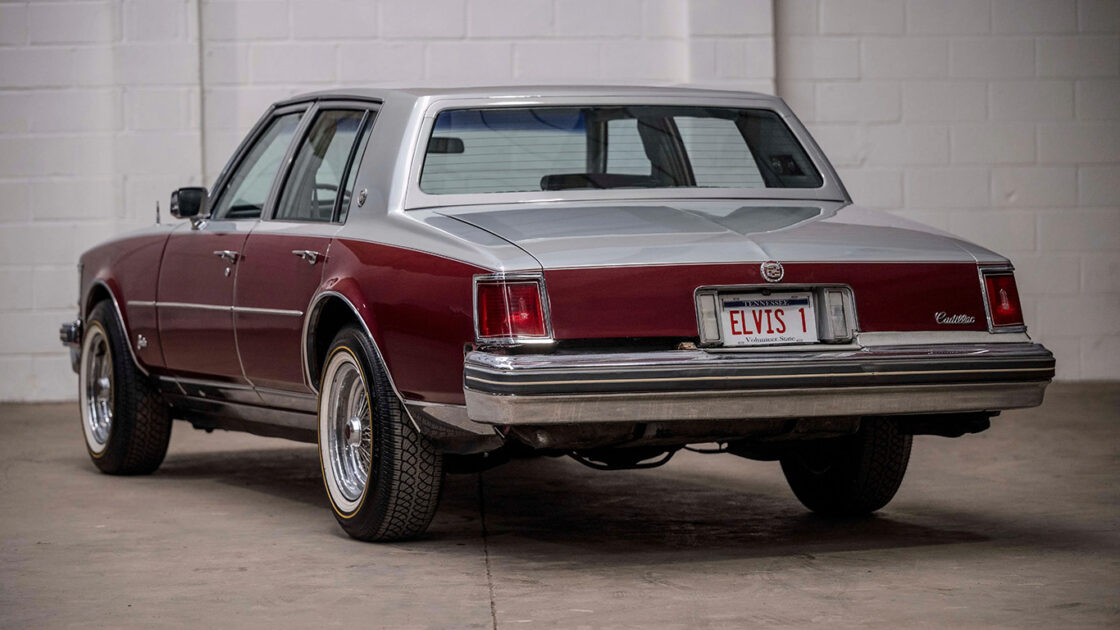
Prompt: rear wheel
<box><xmin>79</xmin><ymin>301</ymin><xmax>172</xmax><ymax>474</ymax></box>
<box><xmin>317</xmin><ymin>325</ymin><xmax>443</xmax><ymax>541</ymax></box>
<box><xmin>780</xmin><ymin>417</ymin><xmax>911</xmax><ymax>516</ymax></box>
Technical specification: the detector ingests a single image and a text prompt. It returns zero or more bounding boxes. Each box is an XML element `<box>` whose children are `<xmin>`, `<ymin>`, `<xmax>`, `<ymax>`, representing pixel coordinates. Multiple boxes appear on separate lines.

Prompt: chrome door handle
<box><xmin>291</xmin><ymin>250</ymin><xmax>322</xmax><ymax>265</ymax></box>
<box><xmin>213</xmin><ymin>250</ymin><xmax>239</xmax><ymax>264</ymax></box>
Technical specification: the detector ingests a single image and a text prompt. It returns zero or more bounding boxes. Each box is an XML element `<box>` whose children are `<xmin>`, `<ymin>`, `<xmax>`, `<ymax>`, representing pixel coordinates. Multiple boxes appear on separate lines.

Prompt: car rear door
<box><xmin>235</xmin><ymin>103</ymin><xmax>377</xmax><ymax>398</ymax></box>
<box><xmin>158</xmin><ymin>107</ymin><xmax>306</xmax><ymax>383</ymax></box>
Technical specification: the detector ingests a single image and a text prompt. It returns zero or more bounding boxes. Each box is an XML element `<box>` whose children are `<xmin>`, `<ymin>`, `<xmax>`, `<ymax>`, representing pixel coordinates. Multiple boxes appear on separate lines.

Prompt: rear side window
<box><xmin>275</xmin><ymin>109</ymin><xmax>370</xmax><ymax>223</ymax></box>
<box><xmin>419</xmin><ymin>106</ymin><xmax>822</xmax><ymax>195</ymax></box>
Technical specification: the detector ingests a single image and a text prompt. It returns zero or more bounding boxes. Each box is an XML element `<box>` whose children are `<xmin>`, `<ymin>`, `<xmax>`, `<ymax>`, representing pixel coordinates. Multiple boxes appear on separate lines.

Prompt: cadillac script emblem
<box><xmin>935</xmin><ymin>312</ymin><xmax>976</xmax><ymax>324</ymax></box>
<box><xmin>761</xmin><ymin>261</ymin><xmax>784</xmax><ymax>283</ymax></box>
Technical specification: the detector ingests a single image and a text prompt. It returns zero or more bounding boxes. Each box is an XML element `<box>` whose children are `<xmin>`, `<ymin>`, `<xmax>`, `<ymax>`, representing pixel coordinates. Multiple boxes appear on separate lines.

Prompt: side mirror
<box><xmin>170</xmin><ymin>187</ymin><xmax>208</xmax><ymax>220</ymax></box>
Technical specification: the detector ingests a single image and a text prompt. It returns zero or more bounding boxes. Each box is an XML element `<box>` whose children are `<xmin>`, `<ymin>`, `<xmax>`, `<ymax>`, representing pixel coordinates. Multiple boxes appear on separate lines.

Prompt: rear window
<box><xmin>419</xmin><ymin>106</ymin><xmax>822</xmax><ymax>195</ymax></box>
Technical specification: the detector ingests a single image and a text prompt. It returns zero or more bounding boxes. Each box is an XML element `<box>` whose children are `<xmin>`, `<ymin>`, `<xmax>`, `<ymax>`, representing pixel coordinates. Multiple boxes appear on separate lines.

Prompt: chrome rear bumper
<box><xmin>463</xmin><ymin>343</ymin><xmax>1054</xmax><ymax>426</ymax></box>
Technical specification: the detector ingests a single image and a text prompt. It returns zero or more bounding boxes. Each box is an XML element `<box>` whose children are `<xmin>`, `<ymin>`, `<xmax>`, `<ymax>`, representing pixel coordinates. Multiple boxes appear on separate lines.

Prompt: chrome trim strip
<box><xmin>235</xmin><ymin>306</ymin><xmax>304</xmax><ymax>317</ymax></box>
<box><xmin>128</xmin><ymin>300</ymin><xmax>302</xmax><ymax>317</ymax></box>
<box><xmin>858</xmin><ymin>331</ymin><xmax>1031</xmax><ymax>345</ymax></box>
<box><xmin>465</xmin><ymin>381</ymin><xmax>1049</xmax><ymax>426</ymax></box>
<box><xmin>157</xmin><ymin>301</ymin><xmax>229</xmax><ymax>312</ymax></box>
<box><xmin>465</xmin><ymin>366</ymin><xmax>1055</xmax><ymax>389</ymax></box>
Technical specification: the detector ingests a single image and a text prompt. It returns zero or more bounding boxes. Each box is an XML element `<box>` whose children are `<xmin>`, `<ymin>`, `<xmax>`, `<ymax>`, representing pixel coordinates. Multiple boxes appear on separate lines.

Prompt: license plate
<box><xmin>718</xmin><ymin>291</ymin><xmax>818</xmax><ymax>346</ymax></box>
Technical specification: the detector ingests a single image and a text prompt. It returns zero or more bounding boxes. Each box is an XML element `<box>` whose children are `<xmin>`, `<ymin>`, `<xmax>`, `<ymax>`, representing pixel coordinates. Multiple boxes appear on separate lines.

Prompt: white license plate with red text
<box><xmin>719</xmin><ymin>292</ymin><xmax>818</xmax><ymax>346</ymax></box>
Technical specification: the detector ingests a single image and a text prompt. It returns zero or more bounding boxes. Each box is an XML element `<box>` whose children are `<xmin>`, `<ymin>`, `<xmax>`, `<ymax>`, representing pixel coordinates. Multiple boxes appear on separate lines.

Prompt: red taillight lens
<box><xmin>984</xmin><ymin>273</ymin><xmax>1024</xmax><ymax>328</ymax></box>
<box><xmin>476</xmin><ymin>281</ymin><xmax>547</xmax><ymax>339</ymax></box>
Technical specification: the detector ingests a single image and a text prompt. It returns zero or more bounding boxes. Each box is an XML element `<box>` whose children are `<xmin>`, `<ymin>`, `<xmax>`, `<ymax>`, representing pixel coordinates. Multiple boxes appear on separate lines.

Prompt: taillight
<box><xmin>983</xmin><ymin>271</ymin><xmax>1024</xmax><ymax>329</ymax></box>
<box><xmin>475</xmin><ymin>276</ymin><xmax>550</xmax><ymax>342</ymax></box>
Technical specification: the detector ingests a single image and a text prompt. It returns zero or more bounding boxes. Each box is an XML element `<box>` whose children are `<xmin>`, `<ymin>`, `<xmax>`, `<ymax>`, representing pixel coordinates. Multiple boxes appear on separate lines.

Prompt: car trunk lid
<box><xmin>439</xmin><ymin>201</ymin><xmax>997</xmax><ymax>338</ymax></box>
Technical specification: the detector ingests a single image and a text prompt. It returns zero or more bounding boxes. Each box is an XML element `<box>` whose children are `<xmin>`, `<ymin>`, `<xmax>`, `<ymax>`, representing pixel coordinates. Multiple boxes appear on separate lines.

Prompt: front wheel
<box><xmin>780</xmin><ymin>417</ymin><xmax>911</xmax><ymax>516</ymax></box>
<box><xmin>79</xmin><ymin>301</ymin><xmax>172</xmax><ymax>474</ymax></box>
<box><xmin>317</xmin><ymin>326</ymin><xmax>443</xmax><ymax>541</ymax></box>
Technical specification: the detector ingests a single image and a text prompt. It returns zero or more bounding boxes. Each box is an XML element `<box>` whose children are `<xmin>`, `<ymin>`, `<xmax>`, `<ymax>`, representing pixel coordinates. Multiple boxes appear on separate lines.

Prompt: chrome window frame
<box><xmin>401</xmin><ymin>95</ymin><xmax>850</xmax><ymax>211</ymax></box>
<box><xmin>472</xmin><ymin>272</ymin><xmax>556</xmax><ymax>346</ymax></box>
<box><xmin>207</xmin><ymin>103</ymin><xmax>312</xmax><ymax>221</ymax></box>
<box><xmin>266</xmin><ymin>100</ymin><xmax>381</xmax><ymax>225</ymax></box>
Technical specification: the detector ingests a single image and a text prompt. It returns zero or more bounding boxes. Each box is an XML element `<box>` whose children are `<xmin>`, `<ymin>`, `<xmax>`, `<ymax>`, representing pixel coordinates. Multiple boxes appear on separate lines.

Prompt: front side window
<box><xmin>275</xmin><ymin>109</ymin><xmax>371</xmax><ymax>223</ymax></box>
<box><xmin>419</xmin><ymin>106</ymin><xmax>822</xmax><ymax>195</ymax></box>
<box><xmin>211</xmin><ymin>112</ymin><xmax>302</xmax><ymax>220</ymax></box>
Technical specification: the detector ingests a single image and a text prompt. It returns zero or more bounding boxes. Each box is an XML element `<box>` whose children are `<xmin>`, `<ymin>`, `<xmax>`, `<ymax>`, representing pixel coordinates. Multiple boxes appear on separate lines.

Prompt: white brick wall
<box><xmin>0</xmin><ymin>0</ymin><xmax>201</xmax><ymax>401</ymax></box>
<box><xmin>4</xmin><ymin>0</ymin><xmax>1116</xmax><ymax>400</ymax></box>
<box><xmin>0</xmin><ymin>0</ymin><xmax>775</xmax><ymax>401</ymax></box>
<box><xmin>777</xmin><ymin>0</ymin><xmax>1120</xmax><ymax>380</ymax></box>
<box><xmin>195</xmin><ymin>0</ymin><xmax>773</xmax><ymax>179</ymax></box>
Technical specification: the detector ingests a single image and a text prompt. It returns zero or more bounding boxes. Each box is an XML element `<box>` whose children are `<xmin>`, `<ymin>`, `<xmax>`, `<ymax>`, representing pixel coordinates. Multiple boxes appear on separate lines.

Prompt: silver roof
<box><xmin>278</xmin><ymin>84</ymin><xmax>780</xmax><ymax>106</ymax></box>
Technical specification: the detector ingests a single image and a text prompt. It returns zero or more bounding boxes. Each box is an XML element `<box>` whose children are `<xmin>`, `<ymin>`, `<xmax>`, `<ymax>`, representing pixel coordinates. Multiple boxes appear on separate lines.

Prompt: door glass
<box><xmin>275</xmin><ymin>110</ymin><xmax>366</xmax><ymax>222</ymax></box>
<box><xmin>210</xmin><ymin>112</ymin><xmax>303</xmax><ymax>220</ymax></box>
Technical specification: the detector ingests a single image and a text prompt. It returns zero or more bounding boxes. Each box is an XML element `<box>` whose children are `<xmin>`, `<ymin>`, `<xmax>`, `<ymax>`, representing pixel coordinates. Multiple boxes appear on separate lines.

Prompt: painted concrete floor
<box><xmin>1</xmin><ymin>383</ymin><xmax>1117</xmax><ymax>629</ymax></box>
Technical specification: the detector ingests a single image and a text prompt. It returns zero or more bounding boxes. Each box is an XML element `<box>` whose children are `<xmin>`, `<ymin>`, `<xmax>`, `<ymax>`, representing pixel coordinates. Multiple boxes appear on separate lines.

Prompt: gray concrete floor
<box><xmin>1</xmin><ymin>384</ymin><xmax>1117</xmax><ymax>629</ymax></box>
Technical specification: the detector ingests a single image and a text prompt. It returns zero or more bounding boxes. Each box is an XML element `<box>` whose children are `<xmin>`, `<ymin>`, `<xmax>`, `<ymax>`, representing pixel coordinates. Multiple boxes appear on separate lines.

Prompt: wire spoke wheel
<box><xmin>317</xmin><ymin>325</ymin><xmax>443</xmax><ymax>541</ymax></box>
<box><xmin>325</xmin><ymin>355</ymin><xmax>374</xmax><ymax>504</ymax></box>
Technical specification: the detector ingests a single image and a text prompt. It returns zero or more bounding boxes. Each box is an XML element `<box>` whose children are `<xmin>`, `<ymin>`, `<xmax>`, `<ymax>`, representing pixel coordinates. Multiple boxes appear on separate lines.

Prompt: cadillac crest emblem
<box><xmin>761</xmin><ymin>261</ymin><xmax>784</xmax><ymax>283</ymax></box>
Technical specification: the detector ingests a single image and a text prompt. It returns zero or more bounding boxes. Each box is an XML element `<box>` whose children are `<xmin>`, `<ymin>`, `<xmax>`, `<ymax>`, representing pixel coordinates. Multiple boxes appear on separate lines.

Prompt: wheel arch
<box><xmin>83</xmin><ymin>278</ymin><xmax>150</xmax><ymax>377</ymax></box>
<box><xmin>302</xmin><ymin>287</ymin><xmax>408</xmax><ymax>405</ymax></box>
<box><xmin>303</xmin><ymin>288</ymin><xmax>425</xmax><ymax>433</ymax></box>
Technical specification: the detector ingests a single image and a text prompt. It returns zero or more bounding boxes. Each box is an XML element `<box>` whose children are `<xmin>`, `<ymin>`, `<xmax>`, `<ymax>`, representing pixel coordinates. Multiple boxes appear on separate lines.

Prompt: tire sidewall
<box><xmin>78</xmin><ymin>319</ymin><xmax>114</xmax><ymax>458</ymax></box>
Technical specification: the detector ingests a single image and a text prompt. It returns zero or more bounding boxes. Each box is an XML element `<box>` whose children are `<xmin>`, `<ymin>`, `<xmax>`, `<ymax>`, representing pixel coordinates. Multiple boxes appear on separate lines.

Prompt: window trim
<box><xmin>266</xmin><ymin>101</ymin><xmax>379</xmax><ymax>225</ymax></box>
<box><xmin>207</xmin><ymin>103</ymin><xmax>310</xmax><ymax>221</ymax></box>
<box><xmin>403</xmin><ymin>95</ymin><xmax>849</xmax><ymax>211</ymax></box>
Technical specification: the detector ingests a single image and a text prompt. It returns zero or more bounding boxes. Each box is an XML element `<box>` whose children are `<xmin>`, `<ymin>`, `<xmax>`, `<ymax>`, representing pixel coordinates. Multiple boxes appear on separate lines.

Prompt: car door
<box><xmin>158</xmin><ymin>108</ymin><xmax>305</xmax><ymax>383</ymax></box>
<box><xmin>235</xmin><ymin>104</ymin><xmax>376</xmax><ymax>396</ymax></box>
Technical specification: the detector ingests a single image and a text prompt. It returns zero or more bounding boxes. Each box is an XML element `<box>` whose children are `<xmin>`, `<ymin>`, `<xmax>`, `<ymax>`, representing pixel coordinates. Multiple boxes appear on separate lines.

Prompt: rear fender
<box><xmin>301</xmin><ymin>282</ymin><xmax>424</xmax><ymax>432</ymax></box>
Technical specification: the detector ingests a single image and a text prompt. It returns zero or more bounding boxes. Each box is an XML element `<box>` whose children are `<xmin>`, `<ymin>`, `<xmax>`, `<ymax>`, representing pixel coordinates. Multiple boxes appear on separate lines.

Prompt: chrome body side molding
<box><xmin>127</xmin><ymin>300</ymin><xmax>303</xmax><ymax>317</ymax></box>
